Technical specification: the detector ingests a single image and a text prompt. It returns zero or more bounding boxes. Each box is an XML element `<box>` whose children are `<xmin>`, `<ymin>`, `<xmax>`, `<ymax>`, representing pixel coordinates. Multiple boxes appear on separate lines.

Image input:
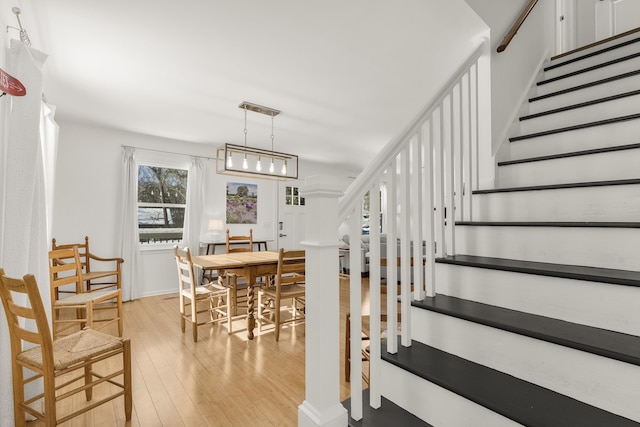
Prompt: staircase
<box><xmin>345</xmin><ymin>31</ymin><xmax>640</xmax><ymax>425</ymax></box>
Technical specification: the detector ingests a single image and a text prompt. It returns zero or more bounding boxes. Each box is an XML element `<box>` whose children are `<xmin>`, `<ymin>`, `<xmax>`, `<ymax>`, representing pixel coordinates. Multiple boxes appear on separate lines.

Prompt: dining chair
<box><xmin>49</xmin><ymin>247</ymin><xmax>123</xmax><ymax>338</ymax></box>
<box><xmin>221</xmin><ymin>228</ymin><xmax>255</xmax><ymax>315</ymax></box>
<box><xmin>51</xmin><ymin>236</ymin><xmax>123</xmax><ymax>293</ymax></box>
<box><xmin>345</xmin><ymin>312</ymin><xmax>401</xmax><ymax>384</ymax></box>
<box><xmin>0</xmin><ymin>268</ymin><xmax>132</xmax><ymax>426</ymax></box>
<box><xmin>174</xmin><ymin>245</ymin><xmax>232</xmax><ymax>340</ymax></box>
<box><xmin>257</xmin><ymin>248</ymin><xmax>306</xmax><ymax>341</ymax></box>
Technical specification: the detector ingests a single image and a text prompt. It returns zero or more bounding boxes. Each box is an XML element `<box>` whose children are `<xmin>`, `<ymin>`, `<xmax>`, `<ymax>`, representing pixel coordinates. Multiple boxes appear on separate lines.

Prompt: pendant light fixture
<box><xmin>216</xmin><ymin>101</ymin><xmax>298</xmax><ymax>180</ymax></box>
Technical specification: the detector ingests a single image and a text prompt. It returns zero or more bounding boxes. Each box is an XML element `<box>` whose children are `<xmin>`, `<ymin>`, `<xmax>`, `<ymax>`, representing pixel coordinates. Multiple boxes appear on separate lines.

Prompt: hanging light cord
<box><xmin>271</xmin><ymin>113</ymin><xmax>275</xmax><ymax>153</ymax></box>
<box><xmin>244</xmin><ymin>106</ymin><xmax>248</xmax><ymax>149</ymax></box>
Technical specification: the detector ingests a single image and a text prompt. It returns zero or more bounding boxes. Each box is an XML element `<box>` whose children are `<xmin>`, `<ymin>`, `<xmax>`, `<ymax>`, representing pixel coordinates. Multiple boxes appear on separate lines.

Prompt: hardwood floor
<box><xmin>28</xmin><ymin>277</ymin><xmax>366</xmax><ymax>426</ymax></box>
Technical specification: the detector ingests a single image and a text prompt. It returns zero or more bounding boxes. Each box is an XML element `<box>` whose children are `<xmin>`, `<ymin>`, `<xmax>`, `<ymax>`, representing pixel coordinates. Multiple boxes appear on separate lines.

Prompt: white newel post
<box><xmin>298</xmin><ymin>175</ymin><xmax>348</xmax><ymax>427</ymax></box>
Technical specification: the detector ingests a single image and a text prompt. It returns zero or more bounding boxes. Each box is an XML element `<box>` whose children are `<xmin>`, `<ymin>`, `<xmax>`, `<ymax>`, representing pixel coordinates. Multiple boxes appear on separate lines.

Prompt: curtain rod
<box><xmin>121</xmin><ymin>145</ymin><xmax>217</xmax><ymax>161</ymax></box>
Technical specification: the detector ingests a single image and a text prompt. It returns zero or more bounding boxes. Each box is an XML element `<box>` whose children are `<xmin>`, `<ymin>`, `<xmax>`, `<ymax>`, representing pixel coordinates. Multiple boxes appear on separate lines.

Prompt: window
<box><xmin>137</xmin><ymin>165</ymin><xmax>188</xmax><ymax>245</ymax></box>
<box><xmin>285</xmin><ymin>186</ymin><xmax>305</xmax><ymax>206</ymax></box>
<box><xmin>362</xmin><ymin>188</ymin><xmax>384</xmax><ymax>235</ymax></box>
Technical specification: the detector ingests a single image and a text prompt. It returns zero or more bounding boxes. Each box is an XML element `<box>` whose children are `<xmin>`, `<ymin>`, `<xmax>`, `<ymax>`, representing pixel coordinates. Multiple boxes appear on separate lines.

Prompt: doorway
<box><xmin>277</xmin><ymin>181</ymin><xmax>306</xmax><ymax>250</ymax></box>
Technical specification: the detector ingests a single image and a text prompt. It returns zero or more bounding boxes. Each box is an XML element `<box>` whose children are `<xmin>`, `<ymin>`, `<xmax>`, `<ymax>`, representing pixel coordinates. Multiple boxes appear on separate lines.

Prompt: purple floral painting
<box><xmin>226</xmin><ymin>182</ymin><xmax>258</xmax><ymax>224</ymax></box>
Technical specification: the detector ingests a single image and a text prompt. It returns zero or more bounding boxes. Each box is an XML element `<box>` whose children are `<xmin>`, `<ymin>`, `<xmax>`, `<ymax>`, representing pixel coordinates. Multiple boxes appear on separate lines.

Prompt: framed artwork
<box><xmin>226</xmin><ymin>182</ymin><xmax>258</xmax><ymax>224</ymax></box>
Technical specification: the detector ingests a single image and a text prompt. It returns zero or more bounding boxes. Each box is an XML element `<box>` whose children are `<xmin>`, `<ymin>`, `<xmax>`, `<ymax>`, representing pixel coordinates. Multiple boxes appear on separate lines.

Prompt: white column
<box><xmin>298</xmin><ymin>175</ymin><xmax>348</xmax><ymax>427</ymax></box>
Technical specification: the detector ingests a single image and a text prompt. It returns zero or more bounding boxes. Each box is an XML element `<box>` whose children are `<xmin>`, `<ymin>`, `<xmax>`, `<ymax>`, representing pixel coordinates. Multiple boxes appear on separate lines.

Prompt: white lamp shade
<box><xmin>208</xmin><ymin>219</ymin><xmax>224</xmax><ymax>231</ymax></box>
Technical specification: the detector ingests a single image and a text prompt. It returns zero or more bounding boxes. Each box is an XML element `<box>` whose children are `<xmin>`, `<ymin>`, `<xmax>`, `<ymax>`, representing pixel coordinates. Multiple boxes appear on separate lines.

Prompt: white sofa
<box><xmin>340</xmin><ymin>234</ymin><xmax>369</xmax><ymax>275</ymax></box>
<box><xmin>362</xmin><ymin>234</ymin><xmax>426</xmax><ymax>283</ymax></box>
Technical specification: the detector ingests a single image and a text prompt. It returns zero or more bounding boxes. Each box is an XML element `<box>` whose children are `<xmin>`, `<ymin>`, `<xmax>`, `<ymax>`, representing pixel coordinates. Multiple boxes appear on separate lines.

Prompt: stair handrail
<box><xmin>335</xmin><ymin>37</ymin><xmax>489</xmax><ymax>423</ymax></box>
<box><xmin>338</xmin><ymin>40</ymin><xmax>487</xmax><ymax>221</ymax></box>
<box><xmin>497</xmin><ymin>0</ymin><xmax>539</xmax><ymax>53</ymax></box>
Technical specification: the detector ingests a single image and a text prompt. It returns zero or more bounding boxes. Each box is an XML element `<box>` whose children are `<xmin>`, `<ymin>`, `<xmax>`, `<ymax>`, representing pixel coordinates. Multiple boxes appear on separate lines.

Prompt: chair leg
<box><xmin>179</xmin><ymin>293</ymin><xmax>186</xmax><ymax>333</ymax></box>
<box><xmin>257</xmin><ymin>292</ymin><xmax>263</xmax><ymax>333</ymax></box>
<box><xmin>43</xmin><ymin>368</ymin><xmax>57</xmax><ymax>426</ymax></box>
<box><xmin>12</xmin><ymin>363</ymin><xmax>26</xmax><ymax>427</ymax></box>
<box><xmin>227</xmin><ymin>288</ymin><xmax>233</xmax><ymax>334</ymax></box>
<box><xmin>117</xmin><ymin>293</ymin><xmax>124</xmax><ymax>337</ymax></box>
<box><xmin>124</xmin><ymin>339</ymin><xmax>132</xmax><ymax>421</ymax></box>
<box><xmin>84</xmin><ymin>364</ymin><xmax>93</xmax><ymax>401</ymax></box>
<box><xmin>86</xmin><ymin>301</ymin><xmax>94</xmax><ymax>330</ymax></box>
<box><xmin>191</xmin><ymin>298</ymin><xmax>198</xmax><ymax>342</ymax></box>
<box><xmin>274</xmin><ymin>296</ymin><xmax>281</xmax><ymax>342</ymax></box>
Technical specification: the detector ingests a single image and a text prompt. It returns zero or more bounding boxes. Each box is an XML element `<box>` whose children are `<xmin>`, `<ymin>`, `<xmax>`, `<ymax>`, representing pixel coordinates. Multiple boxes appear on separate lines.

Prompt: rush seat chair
<box><xmin>0</xmin><ymin>268</ymin><xmax>132</xmax><ymax>426</ymax></box>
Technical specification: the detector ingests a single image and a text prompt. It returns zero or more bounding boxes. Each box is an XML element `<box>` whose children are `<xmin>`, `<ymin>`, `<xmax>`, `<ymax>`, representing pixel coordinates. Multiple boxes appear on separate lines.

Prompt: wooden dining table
<box><xmin>191</xmin><ymin>251</ymin><xmax>280</xmax><ymax>340</ymax></box>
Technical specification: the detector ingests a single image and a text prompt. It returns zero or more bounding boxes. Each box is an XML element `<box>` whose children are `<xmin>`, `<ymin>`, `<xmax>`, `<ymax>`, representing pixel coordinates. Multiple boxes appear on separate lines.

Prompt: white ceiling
<box><xmin>14</xmin><ymin>0</ymin><xmax>487</xmax><ymax>172</ymax></box>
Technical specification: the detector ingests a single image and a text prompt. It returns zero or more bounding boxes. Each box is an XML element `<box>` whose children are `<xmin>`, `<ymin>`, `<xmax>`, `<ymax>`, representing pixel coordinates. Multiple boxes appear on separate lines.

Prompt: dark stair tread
<box><xmin>472</xmin><ymin>177</ymin><xmax>640</xmax><ymax>194</ymax></box>
<box><xmin>412</xmin><ymin>295</ymin><xmax>640</xmax><ymax>366</ymax></box>
<box><xmin>382</xmin><ymin>339</ymin><xmax>640</xmax><ymax>427</ymax></box>
<box><xmin>455</xmin><ymin>220</ymin><xmax>640</xmax><ymax>228</ymax></box>
<box><xmin>538</xmin><ymin>51</ymin><xmax>640</xmax><ymax>86</ymax></box>
<box><xmin>435</xmin><ymin>254</ymin><xmax>640</xmax><ymax>288</ymax></box>
<box><xmin>529</xmin><ymin>69</ymin><xmax>640</xmax><ymax>103</ymax></box>
<box><xmin>545</xmin><ymin>35</ymin><xmax>640</xmax><ymax>72</ymax></box>
<box><xmin>520</xmin><ymin>90</ymin><xmax>640</xmax><ymax>121</ymax></box>
<box><xmin>509</xmin><ymin>113</ymin><xmax>640</xmax><ymax>142</ymax></box>
<box><xmin>343</xmin><ymin>389</ymin><xmax>432</xmax><ymax>427</ymax></box>
<box><xmin>550</xmin><ymin>27</ymin><xmax>640</xmax><ymax>62</ymax></box>
<box><xmin>498</xmin><ymin>143</ymin><xmax>640</xmax><ymax>166</ymax></box>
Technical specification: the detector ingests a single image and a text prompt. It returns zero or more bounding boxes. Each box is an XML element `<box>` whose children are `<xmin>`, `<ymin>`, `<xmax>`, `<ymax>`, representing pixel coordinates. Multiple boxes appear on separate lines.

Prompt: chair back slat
<box><xmin>226</xmin><ymin>229</ymin><xmax>253</xmax><ymax>253</ymax></box>
<box><xmin>0</xmin><ymin>268</ymin><xmax>54</xmax><ymax>366</ymax></box>
<box><xmin>276</xmin><ymin>249</ymin><xmax>305</xmax><ymax>286</ymax></box>
<box><xmin>52</xmin><ymin>236</ymin><xmax>91</xmax><ymax>272</ymax></box>
<box><xmin>174</xmin><ymin>246</ymin><xmax>196</xmax><ymax>290</ymax></box>
<box><xmin>49</xmin><ymin>248</ymin><xmax>83</xmax><ymax>294</ymax></box>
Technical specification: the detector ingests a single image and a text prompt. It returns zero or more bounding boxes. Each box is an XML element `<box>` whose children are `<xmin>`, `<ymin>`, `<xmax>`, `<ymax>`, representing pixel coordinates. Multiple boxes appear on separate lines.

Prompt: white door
<box><xmin>277</xmin><ymin>182</ymin><xmax>306</xmax><ymax>250</ymax></box>
<box><xmin>556</xmin><ymin>0</ymin><xmax>576</xmax><ymax>54</ymax></box>
<box><xmin>595</xmin><ymin>0</ymin><xmax>640</xmax><ymax>41</ymax></box>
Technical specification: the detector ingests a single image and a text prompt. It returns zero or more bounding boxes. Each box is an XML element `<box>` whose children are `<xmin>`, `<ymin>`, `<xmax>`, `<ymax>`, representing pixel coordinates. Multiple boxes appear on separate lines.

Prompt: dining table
<box><xmin>191</xmin><ymin>250</ymin><xmax>280</xmax><ymax>340</ymax></box>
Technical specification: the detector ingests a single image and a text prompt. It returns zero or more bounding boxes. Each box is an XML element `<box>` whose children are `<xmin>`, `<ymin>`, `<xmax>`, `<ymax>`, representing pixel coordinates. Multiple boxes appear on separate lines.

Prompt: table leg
<box><xmin>247</xmin><ymin>282</ymin><xmax>255</xmax><ymax>340</ymax></box>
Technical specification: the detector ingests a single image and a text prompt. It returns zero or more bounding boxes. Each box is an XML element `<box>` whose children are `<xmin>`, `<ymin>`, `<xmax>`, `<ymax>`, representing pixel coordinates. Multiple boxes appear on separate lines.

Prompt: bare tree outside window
<box><xmin>137</xmin><ymin>165</ymin><xmax>188</xmax><ymax>245</ymax></box>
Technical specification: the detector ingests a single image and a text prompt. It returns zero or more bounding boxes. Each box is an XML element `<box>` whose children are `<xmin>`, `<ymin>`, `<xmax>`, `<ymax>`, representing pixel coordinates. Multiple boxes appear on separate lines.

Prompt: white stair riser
<box><xmin>380</xmin><ymin>362</ymin><xmax>519</xmax><ymax>427</ymax></box>
<box><xmin>472</xmin><ymin>184</ymin><xmax>640</xmax><ymax>222</ymax></box>
<box><xmin>536</xmin><ymin>55</ymin><xmax>640</xmax><ymax>97</ymax></box>
<box><xmin>519</xmin><ymin>93</ymin><xmax>640</xmax><ymax>135</ymax></box>
<box><xmin>549</xmin><ymin>32</ymin><xmax>640</xmax><ymax>65</ymax></box>
<box><xmin>509</xmin><ymin>118</ymin><xmax>640</xmax><ymax>159</ymax></box>
<box><xmin>527</xmin><ymin>73</ymin><xmax>640</xmax><ymax>115</ymax></box>
<box><xmin>497</xmin><ymin>149</ymin><xmax>640</xmax><ymax>188</ymax></box>
<box><xmin>454</xmin><ymin>226</ymin><xmax>640</xmax><ymax>271</ymax></box>
<box><xmin>544</xmin><ymin>41</ymin><xmax>640</xmax><ymax>80</ymax></box>
<box><xmin>411</xmin><ymin>309</ymin><xmax>640</xmax><ymax>423</ymax></box>
<box><xmin>435</xmin><ymin>263</ymin><xmax>640</xmax><ymax>336</ymax></box>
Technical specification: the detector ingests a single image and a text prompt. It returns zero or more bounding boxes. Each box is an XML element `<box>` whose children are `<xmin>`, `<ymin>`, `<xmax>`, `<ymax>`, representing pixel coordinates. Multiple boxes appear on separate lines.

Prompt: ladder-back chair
<box><xmin>49</xmin><ymin>247</ymin><xmax>123</xmax><ymax>338</ymax></box>
<box><xmin>0</xmin><ymin>268</ymin><xmax>131</xmax><ymax>426</ymax></box>
<box><xmin>257</xmin><ymin>248</ymin><xmax>306</xmax><ymax>341</ymax></box>
<box><xmin>51</xmin><ymin>236</ymin><xmax>123</xmax><ymax>293</ymax></box>
<box><xmin>221</xmin><ymin>229</ymin><xmax>255</xmax><ymax>315</ymax></box>
<box><xmin>174</xmin><ymin>246</ymin><xmax>232</xmax><ymax>340</ymax></box>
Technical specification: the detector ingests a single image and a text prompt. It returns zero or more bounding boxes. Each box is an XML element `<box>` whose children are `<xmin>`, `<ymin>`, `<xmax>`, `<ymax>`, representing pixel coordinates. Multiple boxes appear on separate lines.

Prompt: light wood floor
<box><xmin>28</xmin><ymin>277</ymin><xmax>368</xmax><ymax>426</ymax></box>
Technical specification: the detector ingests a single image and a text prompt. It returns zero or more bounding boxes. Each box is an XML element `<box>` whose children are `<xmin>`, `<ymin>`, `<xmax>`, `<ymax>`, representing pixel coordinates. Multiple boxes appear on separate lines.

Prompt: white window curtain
<box><xmin>183</xmin><ymin>156</ymin><xmax>204</xmax><ymax>255</ymax></box>
<box><xmin>118</xmin><ymin>147</ymin><xmax>142</xmax><ymax>301</ymax></box>
<box><xmin>0</xmin><ymin>40</ymin><xmax>54</xmax><ymax>427</ymax></box>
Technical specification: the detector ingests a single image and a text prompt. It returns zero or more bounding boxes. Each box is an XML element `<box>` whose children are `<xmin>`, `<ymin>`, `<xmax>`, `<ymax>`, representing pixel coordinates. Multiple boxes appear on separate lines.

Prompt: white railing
<box><xmin>336</xmin><ymin>39</ymin><xmax>491</xmax><ymax>422</ymax></box>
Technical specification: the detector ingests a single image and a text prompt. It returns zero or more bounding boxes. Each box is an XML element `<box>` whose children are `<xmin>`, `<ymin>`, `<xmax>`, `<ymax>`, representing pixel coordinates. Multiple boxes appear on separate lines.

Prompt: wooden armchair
<box><xmin>174</xmin><ymin>246</ymin><xmax>232</xmax><ymax>340</ymax></box>
<box><xmin>0</xmin><ymin>268</ymin><xmax>131</xmax><ymax>426</ymax></box>
<box><xmin>49</xmin><ymin>247</ymin><xmax>123</xmax><ymax>338</ymax></box>
<box><xmin>257</xmin><ymin>249</ymin><xmax>306</xmax><ymax>341</ymax></box>
<box><xmin>51</xmin><ymin>236</ymin><xmax>123</xmax><ymax>293</ymax></box>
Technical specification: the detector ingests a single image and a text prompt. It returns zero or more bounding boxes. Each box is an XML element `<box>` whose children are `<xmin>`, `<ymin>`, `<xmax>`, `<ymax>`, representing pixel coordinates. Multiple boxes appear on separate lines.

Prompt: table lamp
<box><xmin>208</xmin><ymin>219</ymin><xmax>224</xmax><ymax>241</ymax></box>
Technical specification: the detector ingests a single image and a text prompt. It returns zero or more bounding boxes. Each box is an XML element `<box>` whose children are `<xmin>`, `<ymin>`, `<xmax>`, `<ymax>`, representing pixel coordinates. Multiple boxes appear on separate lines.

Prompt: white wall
<box><xmin>465</xmin><ymin>0</ymin><xmax>556</xmax><ymax>156</ymax></box>
<box><xmin>52</xmin><ymin>120</ymin><xmax>353</xmax><ymax>297</ymax></box>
